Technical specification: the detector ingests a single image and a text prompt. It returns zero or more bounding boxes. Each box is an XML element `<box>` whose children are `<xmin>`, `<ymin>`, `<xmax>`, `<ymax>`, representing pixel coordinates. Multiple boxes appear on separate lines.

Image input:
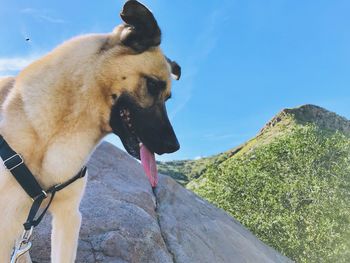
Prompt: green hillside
<box><xmin>159</xmin><ymin>105</ymin><xmax>350</xmax><ymax>185</ymax></box>
<box><xmin>162</xmin><ymin>105</ymin><xmax>350</xmax><ymax>262</ymax></box>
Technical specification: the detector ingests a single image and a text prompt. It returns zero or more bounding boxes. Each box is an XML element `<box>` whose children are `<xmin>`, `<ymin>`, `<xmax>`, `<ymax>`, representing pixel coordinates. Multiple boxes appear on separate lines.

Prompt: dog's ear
<box><xmin>119</xmin><ymin>0</ymin><xmax>161</xmax><ymax>53</ymax></box>
<box><xmin>166</xmin><ymin>57</ymin><xmax>181</xmax><ymax>80</ymax></box>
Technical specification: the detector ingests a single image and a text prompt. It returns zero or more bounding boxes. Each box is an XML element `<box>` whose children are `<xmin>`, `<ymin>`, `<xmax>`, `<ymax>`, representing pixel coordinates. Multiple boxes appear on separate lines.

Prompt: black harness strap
<box><xmin>0</xmin><ymin>135</ymin><xmax>87</xmax><ymax>231</ymax></box>
<box><xmin>0</xmin><ymin>135</ymin><xmax>43</xmax><ymax>199</ymax></box>
<box><xmin>23</xmin><ymin>167</ymin><xmax>87</xmax><ymax>230</ymax></box>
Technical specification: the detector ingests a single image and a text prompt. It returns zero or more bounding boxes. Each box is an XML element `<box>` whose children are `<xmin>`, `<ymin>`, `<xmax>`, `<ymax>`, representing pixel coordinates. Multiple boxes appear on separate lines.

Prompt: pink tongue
<box><xmin>140</xmin><ymin>143</ymin><xmax>158</xmax><ymax>187</ymax></box>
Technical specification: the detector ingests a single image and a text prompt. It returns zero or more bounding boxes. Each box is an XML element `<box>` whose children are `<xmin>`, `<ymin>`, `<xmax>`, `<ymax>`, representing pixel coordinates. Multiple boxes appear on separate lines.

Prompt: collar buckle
<box><xmin>3</xmin><ymin>153</ymin><xmax>24</xmax><ymax>171</ymax></box>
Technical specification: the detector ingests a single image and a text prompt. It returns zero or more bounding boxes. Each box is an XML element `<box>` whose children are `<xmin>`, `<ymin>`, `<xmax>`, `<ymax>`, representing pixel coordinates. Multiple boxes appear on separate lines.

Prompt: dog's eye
<box><xmin>146</xmin><ymin>77</ymin><xmax>166</xmax><ymax>97</ymax></box>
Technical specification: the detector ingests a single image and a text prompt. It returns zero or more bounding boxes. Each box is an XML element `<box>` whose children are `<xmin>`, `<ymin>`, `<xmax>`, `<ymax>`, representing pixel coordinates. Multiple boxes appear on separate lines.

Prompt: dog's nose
<box><xmin>162</xmin><ymin>138</ymin><xmax>180</xmax><ymax>153</ymax></box>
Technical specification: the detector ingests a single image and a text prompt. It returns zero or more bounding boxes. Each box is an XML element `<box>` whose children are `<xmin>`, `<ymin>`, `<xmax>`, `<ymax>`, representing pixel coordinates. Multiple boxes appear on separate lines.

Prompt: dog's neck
<box><xmin>0</xmin><ymin>35</ymin><xmax>111</xmax><ymax>188</ymax></box>
<box><xmin>0</xmin><ymin>88</ymin><xmax>105</xmax><ymax>189</ymax></box>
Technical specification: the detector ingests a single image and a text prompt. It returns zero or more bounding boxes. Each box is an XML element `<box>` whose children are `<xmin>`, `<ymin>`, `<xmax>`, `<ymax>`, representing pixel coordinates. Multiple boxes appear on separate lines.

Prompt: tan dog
<box><xmin>0</xmin><ymin>1</ymin><xmax>180</xmax><ymax>262</ymax></box>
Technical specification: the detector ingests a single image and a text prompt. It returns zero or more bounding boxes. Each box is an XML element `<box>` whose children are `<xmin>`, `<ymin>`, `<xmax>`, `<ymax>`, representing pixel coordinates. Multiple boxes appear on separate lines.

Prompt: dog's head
<box><xmin>97</xmin><ymin>0</ymin><xmax>180</xmax><ymax>160</ymax></box>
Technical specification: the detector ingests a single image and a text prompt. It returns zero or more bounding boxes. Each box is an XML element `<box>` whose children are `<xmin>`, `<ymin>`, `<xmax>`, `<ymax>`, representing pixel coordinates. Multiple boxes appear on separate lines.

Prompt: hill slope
<box><xmin>161</xmin><ymin>104</ymin><xmax>350</xmax><ymax>262</ymax></box>
<box><xmin>159</xmin><ymin>104</ymin><xmax>350</xmax><ymax>185</ymax></box>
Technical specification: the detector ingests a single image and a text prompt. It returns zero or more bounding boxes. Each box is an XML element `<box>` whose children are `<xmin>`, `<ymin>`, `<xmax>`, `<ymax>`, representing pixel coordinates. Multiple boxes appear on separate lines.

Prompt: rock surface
<box><xmin>31</xmin><ymin>142</ymin><xmax>291</xmax><ymax>263</ymax></box>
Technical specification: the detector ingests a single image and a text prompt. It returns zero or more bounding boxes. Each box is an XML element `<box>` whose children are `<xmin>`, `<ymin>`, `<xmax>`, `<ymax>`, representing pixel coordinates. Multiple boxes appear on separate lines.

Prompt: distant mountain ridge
<box><xmin>261</xmin><ymin>104</ymin><xmax>350</xmax><ymax>134</ymax></box>
<box><xmin>158</xmin><ymin>104</ymin><xmax>350</xmax><ymax>185</ymax></box>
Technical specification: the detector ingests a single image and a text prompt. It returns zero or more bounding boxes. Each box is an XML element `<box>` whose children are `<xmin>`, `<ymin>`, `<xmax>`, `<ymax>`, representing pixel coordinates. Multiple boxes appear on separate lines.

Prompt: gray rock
<box><xmin>30</xmin><ymin>142</ymin><xmax>291</xmax><ymax>263</ymax></box>
<box><xmin>155</xmin><ymin>175</ymin><xmax>291</xmax><ymax>263</ymax></box>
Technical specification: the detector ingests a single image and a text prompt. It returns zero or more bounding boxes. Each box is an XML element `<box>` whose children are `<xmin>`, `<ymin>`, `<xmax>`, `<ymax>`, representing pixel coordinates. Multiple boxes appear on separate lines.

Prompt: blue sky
<box><xmin>1</xmin><ymin>0</ymin><xmax>350</xmax><ymax>161</ymax></box>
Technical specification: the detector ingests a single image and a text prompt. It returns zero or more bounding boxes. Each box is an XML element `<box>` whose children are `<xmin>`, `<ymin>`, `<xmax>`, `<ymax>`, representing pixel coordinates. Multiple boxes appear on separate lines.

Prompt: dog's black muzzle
<box><xmin>134</xmin><ymin>101</ymin><xmax>180</xmax><ymax>155</ymax></box>
<box><xmin>109</xmin><ymin>94</ymin><xmax>180</xmax><ymax>159</ymax></box>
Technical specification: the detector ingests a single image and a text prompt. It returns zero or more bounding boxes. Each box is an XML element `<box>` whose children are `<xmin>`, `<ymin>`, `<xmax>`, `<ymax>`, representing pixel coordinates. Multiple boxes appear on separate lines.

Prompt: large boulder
<box><xmin>30</xmin><ymin>142</ymin><xmax>291</xmax><ymax>263</ymax></box>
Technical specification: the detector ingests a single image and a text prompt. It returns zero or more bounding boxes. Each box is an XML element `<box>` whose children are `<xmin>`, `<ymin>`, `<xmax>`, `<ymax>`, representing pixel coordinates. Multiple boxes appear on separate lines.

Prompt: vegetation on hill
<box><xmin>161</xmin><ymin>105</ymin><xmax>350</xmax><ymax>262</ymax></box>
<box><xmin>189</xmin><ymin>124</ymin><xmax>350</xmax><ymax>262</ymax></box>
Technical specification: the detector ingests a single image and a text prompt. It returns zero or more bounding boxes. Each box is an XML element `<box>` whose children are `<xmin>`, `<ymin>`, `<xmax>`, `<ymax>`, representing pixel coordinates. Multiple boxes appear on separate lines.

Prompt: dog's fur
<box><xmin>0</xmin><ymin>1</ymin><xmax>180</xmax><ymax>262</ymax></box>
